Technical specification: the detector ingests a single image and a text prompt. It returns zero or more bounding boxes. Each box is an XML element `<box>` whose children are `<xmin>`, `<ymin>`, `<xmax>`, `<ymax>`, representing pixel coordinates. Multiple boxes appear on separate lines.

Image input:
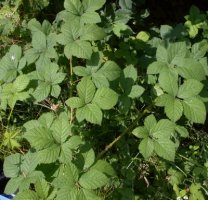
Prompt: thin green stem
<box><xmin>97</xmin><ymin>104</ymin><xmax>153</xmax><ymax>159</ymax></box>
<box><xmin>69</xmin><ymin>56</ymin><xmax>74</xmax><ymax>124</ymax></box>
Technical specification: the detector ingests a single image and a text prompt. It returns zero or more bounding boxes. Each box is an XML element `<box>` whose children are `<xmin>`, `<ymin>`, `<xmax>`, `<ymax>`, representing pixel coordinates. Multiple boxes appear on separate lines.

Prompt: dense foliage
<box><xmin>0</xmin><ymin>0</ymin><xmax>208</xmax><ymax>199</ymax></box>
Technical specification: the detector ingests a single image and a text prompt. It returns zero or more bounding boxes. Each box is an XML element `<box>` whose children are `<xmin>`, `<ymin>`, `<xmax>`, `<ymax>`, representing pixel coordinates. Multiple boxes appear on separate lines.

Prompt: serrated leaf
<box><xmin>123</xmin><ymin>65</ymin><xmax>137</xmax><ymax>81</ymax></box>
<box><xmin>64</xmin><ymin>40</ymin><xmax>92</xmax><ymax>59</ymax></box>
<box><xmin>175</xmin><ymin>125</ymin><xmax>189</xmax><ymax>138</ymax></box>
<box><xmin>4</xmin><ymin>153</ymin><xmax>21</xmax><ymax>178</ymax></box>
<box><xmin>139</xmin><ymin>138</ymin><xmax>154</xmax><ymax>159</ymax></box>
<box><xmin>13</xmin><ymin>74</ymin><xmax>30</xmax><ymax>92</ymax></box>
<box><xmin>81</xmin><ymin>24</ymin><xmax>106</xmax><ymax>41</ymax></box>
<box><xmin>64</xmin><ymin>0</ymin><xmax>83</xmax><ymax>15</ymax></box>
<box><xmin>83</xmin><ymin>0</ymin><xmax>105</xmax><ymax>11</ymax></box>
<box><xmin>66</xmin><ymin>97</ymin><xmax>85</xmax><ymax>108</ymax></box>
<box><xmin>91</xmin><ymin>160</ymin><xmax>116</xmax><ymax>176</ymax></box>
<box><xmin>177</xmin><ymin>79</ymin><xmax>203</xmax><ymax>99</ymax></box>
<box><xmin>164</xmin><ymin>97</ymin><xmax>183</xmax><ymax>122</ymax></box>
<box><xmin>24</xmin><ymin>127</ymin><xmax>54</xmax><ymax>150</ymax></box>
<box><xmin>52</xmin><ymin>118</ymin><xmax>71</xmax><ymax>144</ymax></box>
<box><xmin>79</xmin><ymin>169</ymin><xmax>109</xmax><ymax>189</ymax></box>
<box><xmin>32</xmin><ymin>31</ymin><xmax>46</xmax><ymax>50</ymax></box>
<box><xmin>82</xmin><ymin>148</ymin><xmax>95</xmax><ymax>170</ymax></box>
<box><xmin>176</xmin><ymin>58</ymin><xmax>206</xmax><ymax>81</ymax></box>
<box><xmin>13</xmin><ymin>190</ymin><xmax>39</xmax><ymax>200</ymax></box>
<box><xmin>84</xmin><ymin>103</ymin><xmax>103</xmax><ymax>125</ymax></box>
<box><xmin>35</xmin><ymin>179</ymin><xmax>49</xmax><ymax>198</ymax></box>
<box><xmin>128</xmin><ymin>85</ymin><xmax>144</xmax><ymax>98</ymax></box>
<box><xmin>159</xmin><ymin>69</ymin><xmax>178</xmax><ymax>96</ymax></box>
<box><xmin>4</xmin><ymin>177</ymin><xmax>23</xmax><ymax>194</ymax></box>
<box><xmin>152</xmin><ymin>119</ymin><xmax>174</xmax><ymax>138</ymax></box>
<box><xmin>144</xmin><ymin>114</ymin><xmax>157</xmax><ymax>132</ymax></box>
<box><xmin>93</xmin><ymin>87</ymin><xmax>118</xmax><ymax>110</ymax></box>
<box><xmin>33</xmin><ymin>82</ymin><xmax>51</xmax><ymax>102</ymax></box>
<box><xmin>81</xmin><ymin>11</ymin><xmax>101</xmax><ymax>24</ymax></box>
<box><xmin>37</xmin><ymin>144</ymin><xmax>60</xmax><ymax>163</ymax></box>
<box><xmin>147</xmin><ymin>61</ymin><xmax>168</xmax><ymax>74</ymax></box>
<box><xmin>77</xmin><ymin>78</ymin><xmax>96</xmax><ymax>103</ymax></box>
<box><xmin>97</xmin><ymin>61</ymin><xmax>121</xmax><ymax>81</ymax></box>
<box><xmin>59</xmin><ymin>142</ymin><xmax>73</xmax><ymax>164</ymax></box>
<box><xmin>154</xmin><ymin>138</ymin><xmax>175</xmax><ymax>161</ymax></box>
<box><xmin>156</xmin><ymin>45</ymin><xmax>168</xmax><ymax>63</ymax></box>
<box><xmin>132</xmin><ymin>127</ymin><xmax>149</xmax><ymax>138</ymax></box>
<box><xmin>183</xmin><ymin>97</ymin><xmax>206</xmax><ymax>123</ymax></box>
<box><xmin>73</xmin><ymin>66</ymin><xmax>90</xmax><ymax>76</ymax></box>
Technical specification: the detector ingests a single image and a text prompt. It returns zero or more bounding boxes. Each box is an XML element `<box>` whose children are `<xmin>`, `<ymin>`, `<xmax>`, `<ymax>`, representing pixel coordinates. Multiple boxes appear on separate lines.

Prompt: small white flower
<box><xmin>11</xmin><ymin>55</ymin><xmax>15</xmax><ymax>61</ymax></box>
<box><xmin>177</xmin><ymin>197</ymin><xmax>182</xmax><ymax>200</ymax></box>
<box><xmin>183</xmin><ymin>195</ymin><xmax>188</xmax><ymax>200</ymax></box>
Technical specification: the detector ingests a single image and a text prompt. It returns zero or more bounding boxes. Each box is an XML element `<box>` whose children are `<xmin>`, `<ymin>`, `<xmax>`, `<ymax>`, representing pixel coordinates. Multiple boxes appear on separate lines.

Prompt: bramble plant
<box><xmin>0</xmin><ymin>0</ymin><xmax>208</xmax><ymax>199</ymax></box>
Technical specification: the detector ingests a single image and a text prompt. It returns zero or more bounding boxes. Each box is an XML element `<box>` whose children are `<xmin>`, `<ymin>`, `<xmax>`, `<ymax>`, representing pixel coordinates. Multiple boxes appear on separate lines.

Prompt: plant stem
<box><xmin>69</xmin><ymin>56</ymin><xmax>74</xmax><ymax>124</ymax></box>
<box><xmin>97</xmin><ymin>104</ymin><xmax>152</xmax><ymax>159</ymax></box>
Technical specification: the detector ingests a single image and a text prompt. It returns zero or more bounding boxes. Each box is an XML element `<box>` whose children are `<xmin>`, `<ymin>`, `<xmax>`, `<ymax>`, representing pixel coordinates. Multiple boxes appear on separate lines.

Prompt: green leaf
<box><xmin>81</xmin><ymin>11</ymin><xmax>101</xmax><ymax>24</ymax></box>
<box><xmin>176</xmin><ymin>58</ymin><xmax>206</xmax><ymax>81</ymax></box>
<box><xmin>64</xmin><ymin>0</ymin><xmax>83</xmax><ymax>15</ymax></box>
<box><xmin>175</xmin><ymin>125</ymin><xmax>189</xmax><ymax>138</ymax></box>
<box><xmin>183</xmin><ymin>97</ymin><xmax>206</xmax><ymax>123</ymax></box>
<box><xmin>123</xmin><ymin>65</ymin><xmax>137</xmax><ymax>81</ymax></box>
<box><xmin>51</xmin><ymin>117</ymin><xmax>71</xmax><ymax>144</ymax></box>
<box><xmin>164</xmin><ymin>97</ymin><xmax>183</xmax><ymax>122</ymax></box>
<box><xmin>64</xmin><ymin>40</ymin><xmax>92</xmax><ymax>59</ymax></box>
<box><xmin>132</xmin><ymin>127</ymin><xmax>149</xmax><ymax>138</ymax></box>
<box><xmin>82</xmin><ymin>148</ymin><xmax>95</xmax><ymax>170</ymax></box>
<box><xmin>35</xmin><ymin>179</ymin><xmax>49</xmax><ymax>199</ymax></box>
<box><xmin>81</xmin><ymin>24</ymin><xmax>106</xmax><ymax>41</ymax></box>
<box><xmin>4</xmin><ymin>177</ymin><xmax>23</xmax><ymax>194</ymax></box>
<box><xmin>128</xmin><ymin>85</ymin><xmax>144</xmax><ymax>98</ymax></box>
<box><xmin>32</xmin><ymin>31</ymin><xmax>46</xmax><ymax>50</ymax></box>
<box><xmin>13</xmin><ymin>190</ymin><xmax>39</xmax><ymax>200</ymax></box>
<box><xmin>93</xmin><ymin>87</ymin><xmax>118</xmax><ymax>110</ymax></box>
<box><xmin>154</xmin><ymin>138</ymin><xmax>176</xmax><ymax>161</ymax></box>
<box><xmin>97</xmin><ymin>61</ymin><xmax>121</xmax><ymax>81</ymax></box>
<box><xmin>155</xmin><ymin>93</ymin><xmax>173</xmax><ymax>107</ymax></box>
<box><xmin>84</xmin><ymin>103</ymin><xmax>103</xmax><ymax>125</ymax></box>
<box><xmin>189</xmin><ymin>183</ymin><xmax>205</xmax><ymax>200</ymax></box>
<box><xmin>13</xmin><ymin>74</ymin><xmax>30</xmax><ymax>92</ymax></box>
<box><xmin>66</xmin><ymin>97</ymin><xmax>85</xmax><ymax>108</ymax></box>
<box><xmin>147</xmin><ymin>61</ymin><xmax>168</xmax><ymax>74</ymax></box>
<box><xmin>77</xmin><ymin>78</ymin><xmax>96</xmax><ymax>103</ymax></box>
<box><xmin>177</xmin><ymin>79</ymin><xmax>203</xmax><ymax>99</ymax></box>
<box><xmin>79</xmin><ymin>169</ymin><xmax>109</xmax><ymax>189</ymax></box>
<box><xmin>59</xmin><ymin>142</ymin><xmax>73</xmax><ymax>164</ymax></box>
<box><xmin>33</xmin><ymin>82</ymin><xmax>51</xmax><ymax>102</ymax></box>
<box><xmin>139</xmin><ymin>138</ymin><xmax>154</xmax><ymax>159</ymax></box>
<box><xmin>152</xmin><ymin>119</ymin><xmax>174</xmax><ymax>138</ymax></box>
<box><xmin>158</xmin><ymin>69</ymin><xmax>178</xmax><ymax>96</ymax></box>
<box><xmin>4</xmin><ymin>153</ymin><xmax>21</xmax><ymax>177</ymax></box>
<box><xmin>91</xmin><ymin>160</ymin><xmax>116</xmax><ymax>176</ymax></box>
<box><xmin>144</xmin><ymin>114</ymin><xmax>157</xmax><ymax>132</ymax></box>
<box><xmin>24</xmin><ymin>127</ymin><xmax>54</xmax><ymax>150</ymax></box>
<box><xmin>37</xmin><ymin>144</ymin><xmax>60</xmax><ymax>163</ymax></box>
<box><xmin>83</xmin><ymin>0</ymin><xmax>105</xmax><ymax>11</ymax></box>
<box><xmin>156</xmin><ymin>45</ymin><xmax>168</xmax><ymax>63</ymax></box>
<box><xmin>73</xmin><ymin>66</ymin><xmax>90</xmax><ymax>76</ymax></box>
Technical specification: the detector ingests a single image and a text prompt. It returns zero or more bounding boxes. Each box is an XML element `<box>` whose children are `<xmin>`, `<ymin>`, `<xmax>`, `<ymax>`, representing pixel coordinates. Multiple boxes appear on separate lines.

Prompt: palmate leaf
<box><xmin>35</xmin><ymin>179</ymin><xmax>50</xmax><ymax>199</ymax></box>
<box><xmin>183</xmin><ymin>97</ymin><xmax>206</xmax><ymax>123</ymax></box>
<box><xmin>82</xmin><ymin>0</ymin><xmax>105</xmax><ymax>11</ymax></box>
<box><xmin>93</xmin><ymin>87</ymin><xmax>118</xmax><ymax>110</ymax></box>
<box><xmin>147</xmin><ymin>61</ymin><xmax>168</xmax><ymax>74</ymax></box>
<box><xmin>13</xmin><ymin>74</ymin><xmax>30</xmax><ymax>92</ymax></box>
<box><xmin>144</xmin><ymin>114</ymin><xmax>157</xmax><ymax>132</ymax></box>
<box><xmin>132</xmin><ymin>126</ymin><xmax>149</xmax><ymax>138</ymax></box>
